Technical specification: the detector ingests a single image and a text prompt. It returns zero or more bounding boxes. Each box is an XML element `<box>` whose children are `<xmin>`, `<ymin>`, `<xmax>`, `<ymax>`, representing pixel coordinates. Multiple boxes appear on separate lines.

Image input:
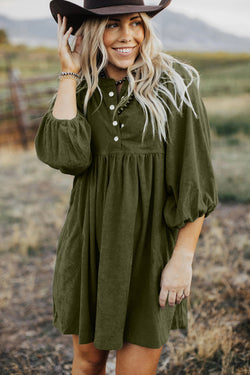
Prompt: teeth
<box><xmin>116</xmin><ymin>48</ymin><xmax>132</xmax><ymax>53</ymax></box>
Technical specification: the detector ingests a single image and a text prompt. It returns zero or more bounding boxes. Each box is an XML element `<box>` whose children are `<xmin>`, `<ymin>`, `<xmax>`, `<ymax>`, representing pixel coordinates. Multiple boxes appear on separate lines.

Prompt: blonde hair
<box><xmin>70</xmin><ymin>12</ymin><xmax>200</xmax><ymax>143</ymax></box>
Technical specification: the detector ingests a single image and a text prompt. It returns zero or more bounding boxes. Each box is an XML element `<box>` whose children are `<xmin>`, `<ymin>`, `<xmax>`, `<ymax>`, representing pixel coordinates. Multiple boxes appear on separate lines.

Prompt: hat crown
<box><xmin>84</xmin><ymin>0</ymin><xmax>145</xmax><ymax>10</ymax></box>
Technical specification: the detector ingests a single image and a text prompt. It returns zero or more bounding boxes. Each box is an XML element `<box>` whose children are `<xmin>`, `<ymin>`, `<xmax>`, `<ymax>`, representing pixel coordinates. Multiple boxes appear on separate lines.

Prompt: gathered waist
<box><xmin>93</xmin><ymin>151</ymin><xmax>165</xmax><ymax>157</ymax></box>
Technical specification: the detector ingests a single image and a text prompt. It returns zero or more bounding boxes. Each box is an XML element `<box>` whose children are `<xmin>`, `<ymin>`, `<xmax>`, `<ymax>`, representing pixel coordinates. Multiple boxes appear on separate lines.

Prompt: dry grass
<box><xmin>204</xmin><ymin>94</ymin><xmax>250</xmax><ymax>118</ymax></box>
<box><xmin>211</xmin><ymin>134</ymin><xmax>250</xmax><ymax>203</ymax></box>
<box><xmin>0</xmin><ymin>145</ymin><xmax>249</xmax><ymax>374</ymax></box>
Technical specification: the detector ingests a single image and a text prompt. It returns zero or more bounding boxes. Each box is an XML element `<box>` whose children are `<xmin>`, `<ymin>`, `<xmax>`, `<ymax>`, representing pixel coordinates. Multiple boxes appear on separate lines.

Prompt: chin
<box><xmin>117</xmin><ymin>64</ymin><xmax>133</xmax><ymax>70</ymax></box>
<box><xmin>113</xmin><ymin>59</ymin><xmax>135</xmax><ymax>70</ymax></box>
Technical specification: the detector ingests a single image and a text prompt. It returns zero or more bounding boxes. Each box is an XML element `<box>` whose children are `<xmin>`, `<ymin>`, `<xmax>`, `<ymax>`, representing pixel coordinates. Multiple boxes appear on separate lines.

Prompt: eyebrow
<box><xmin>108</xmin><ymin>15</ymin><xmax>141</xmax><ymax>21</ymax></box>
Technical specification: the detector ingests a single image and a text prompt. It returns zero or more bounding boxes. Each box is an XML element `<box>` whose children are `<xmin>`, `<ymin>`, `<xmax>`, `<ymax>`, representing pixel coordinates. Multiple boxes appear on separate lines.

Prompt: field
<box><xmin>0</xmin><ymin>45</ymin><xmax>249</xmax><ymax>374</ymax></box>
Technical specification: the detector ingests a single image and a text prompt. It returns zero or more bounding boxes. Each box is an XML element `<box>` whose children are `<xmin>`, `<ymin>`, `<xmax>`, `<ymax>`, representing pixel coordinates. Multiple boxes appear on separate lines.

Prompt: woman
<box><xmin>34</xmin><ymin>0</ymin><xmax>219</xmax><ymax>374</ymax></box>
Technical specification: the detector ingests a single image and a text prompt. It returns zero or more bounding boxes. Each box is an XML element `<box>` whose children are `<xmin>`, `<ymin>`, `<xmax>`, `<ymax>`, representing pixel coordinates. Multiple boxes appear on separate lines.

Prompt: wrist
<box><xmin>58</xmin><ymin>72</ymin><xmax>79</xmax><ymax>85</ymax></box>
<box><xmin>58</xmin><ymin>77</ymin><xmax>77</xmax><ymax>89</ymax></box>
<box><xmin>172</xmin><ymin>247</ymin><xmax>194</xmax><ymax>263</ymax></box>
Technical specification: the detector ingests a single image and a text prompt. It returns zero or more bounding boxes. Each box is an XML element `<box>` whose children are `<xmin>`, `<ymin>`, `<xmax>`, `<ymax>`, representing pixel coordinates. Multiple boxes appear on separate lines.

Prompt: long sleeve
<box><xmin>34</xmin><ymin>86</ymin><xmax>92</xmax><ymax>176</ymax></box>
<box><xmin>163</xmin><ymin>65</ymin><xmax>219</xmax><ymax>230</ymax></box>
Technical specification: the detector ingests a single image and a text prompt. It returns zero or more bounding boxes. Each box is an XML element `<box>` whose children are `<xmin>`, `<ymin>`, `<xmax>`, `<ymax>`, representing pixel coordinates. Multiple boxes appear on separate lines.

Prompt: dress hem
<box><xmin>52</xmin><ymin>318</ymin><xmax>188</xmax><ymax>351</ymax></box>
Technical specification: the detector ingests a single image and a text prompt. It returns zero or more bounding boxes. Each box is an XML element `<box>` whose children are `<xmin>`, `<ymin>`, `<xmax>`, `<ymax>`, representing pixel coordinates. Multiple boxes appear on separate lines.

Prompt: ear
<box><xmin>74</xmin><ymin>35</ymin><xmax>83</xmax><ymax>54</ymax></box>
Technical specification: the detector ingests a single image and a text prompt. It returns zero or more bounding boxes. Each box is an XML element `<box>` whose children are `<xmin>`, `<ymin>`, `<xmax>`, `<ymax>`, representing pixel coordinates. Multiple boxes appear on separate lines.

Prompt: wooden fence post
<box><xmin>0</xmin><ymin>63</ymin><xmax>56</xmax><ymax>148</ymax></box>
<box><xmin>8</xmin><ymin>66</ymin><xmax>28</xmax><ymax>149</ymax></box>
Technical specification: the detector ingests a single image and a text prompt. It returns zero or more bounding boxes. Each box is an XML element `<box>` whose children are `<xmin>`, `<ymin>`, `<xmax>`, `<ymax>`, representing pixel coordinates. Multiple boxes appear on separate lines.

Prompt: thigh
<box><xmin>116</xmin><ymin>342</ymin><xmax>163</xmax><ymax>375</ymax></box>
<box><xmin>72</xmin><ymin>335</ymin><xmax>110</xmax><ymax>363</ymax></box>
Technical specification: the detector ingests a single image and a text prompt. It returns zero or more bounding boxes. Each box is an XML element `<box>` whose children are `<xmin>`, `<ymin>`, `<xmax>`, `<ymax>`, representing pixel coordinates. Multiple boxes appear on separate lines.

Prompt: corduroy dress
<box><xmin>34</xmin><ymin>62</ymin><xmax>219</xmax><ymax>350</ymax></box>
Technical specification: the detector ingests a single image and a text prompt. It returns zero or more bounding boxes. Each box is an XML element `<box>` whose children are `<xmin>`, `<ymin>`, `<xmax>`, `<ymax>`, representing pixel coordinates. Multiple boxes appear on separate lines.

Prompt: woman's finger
<box><xmin>63</xmin><ymin>25</ymin><xmax>73</xmax><ymax>38</ymax></box>
<box><xmin>61</xmin><ymin>26</ymin><xmax>73</xmax><ymax>50</ymax></box>
<box><xmin>183</xmin><ymin>287</ymin><xmax>190</xmax><ymax>298</ymax></box>
<box><xmin>159</xmin><ymin>287</ymin><xmax>168</xmax><ymax>308</ymax></box>
<box><xmin>176</xmin><ymin>290</ymin><xmax>184</xmax><ymax>304</ymax></box>
<box><xmin>168</xmin><ymin>290</ymin><xmax>177</xmax><ymax>307</ymax></box>
<box><xmin>57</xmin><ymin>13</ymin><xmax>61</xmax><ymax>39</ymax></box>
<box><xmin>58</xmin><ymin>15</ymin><xmax>67</xmax><ymax>43</ymax></box>
<box><xmin>57</xmin><ymin>14</ymin><xmax>65</xmax><ymax>44</ymax></box>
<box><xmin>176</xmin><ymin>290</ymin><xmax>183</xmax><ymax>299</ymax></box>
<box><xmin>57</xmin><ymin>13</ymin><xmax>61</xmax><ymax>26</ymax></box>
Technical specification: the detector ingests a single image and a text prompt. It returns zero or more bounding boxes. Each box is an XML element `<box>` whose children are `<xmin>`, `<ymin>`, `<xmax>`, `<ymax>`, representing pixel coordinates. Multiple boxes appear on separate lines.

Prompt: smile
<box><xmin>113</xmin><ymin>47</ymin><xmax>136</xmax><ymax>56</ymax></box>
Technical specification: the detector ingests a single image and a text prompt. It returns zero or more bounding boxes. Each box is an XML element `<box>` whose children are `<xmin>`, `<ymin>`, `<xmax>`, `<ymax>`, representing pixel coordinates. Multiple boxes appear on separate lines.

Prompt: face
<box><xmin>103</xmin><ymin>12</ymin><xmax>145</xmax><ymax>80</ymax></box>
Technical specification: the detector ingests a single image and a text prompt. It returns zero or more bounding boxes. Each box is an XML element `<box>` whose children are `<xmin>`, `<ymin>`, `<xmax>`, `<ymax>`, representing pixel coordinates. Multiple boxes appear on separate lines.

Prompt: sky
<box><xmin>0</xmin><ymin>0</ymin><xmax>250</xmax><ymax>38</ymax></box>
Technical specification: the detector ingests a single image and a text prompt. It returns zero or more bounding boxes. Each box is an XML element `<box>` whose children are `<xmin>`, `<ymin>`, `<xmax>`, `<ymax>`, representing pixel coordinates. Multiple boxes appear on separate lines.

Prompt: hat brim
<box><xmin>50</xmin><ymin>0</ymin><xmax>172</xmax><ymax>35</ymax></box>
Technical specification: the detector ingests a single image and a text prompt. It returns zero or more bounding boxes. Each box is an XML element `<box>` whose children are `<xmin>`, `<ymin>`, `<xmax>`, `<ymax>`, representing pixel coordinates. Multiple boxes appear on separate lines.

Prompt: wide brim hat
<box><xmin>50</xmin><ymin>0</ymin><xmax>172</xmax><ymax>35</ymax></box>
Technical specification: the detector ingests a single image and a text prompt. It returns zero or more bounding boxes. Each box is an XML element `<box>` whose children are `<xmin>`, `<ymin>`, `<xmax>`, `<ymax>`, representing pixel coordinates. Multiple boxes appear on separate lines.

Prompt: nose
<box><xmin>118</xmin><ymin>25</ymin><xmax>132</xmax><ymax>42</ymax></box>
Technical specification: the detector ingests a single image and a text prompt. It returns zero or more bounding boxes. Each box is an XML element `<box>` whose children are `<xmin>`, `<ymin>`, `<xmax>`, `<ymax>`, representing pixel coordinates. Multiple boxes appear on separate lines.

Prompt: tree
<box><xmin>0</xmin><ymin>29</ymin><xmax>9</xmax><ymax>44</ymax></box>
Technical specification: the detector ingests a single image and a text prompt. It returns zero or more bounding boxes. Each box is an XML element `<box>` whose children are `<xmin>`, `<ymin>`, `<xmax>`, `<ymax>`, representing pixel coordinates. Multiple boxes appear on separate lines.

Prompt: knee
<box><xmin>72</xmin><ymin>337</ymin><xmax>109</xmax><ymax>375</ymax></box>
<box><xmin>72</xmin><ymin>355</ymin><xmax>107</xmax><ymax>375</ymax></box>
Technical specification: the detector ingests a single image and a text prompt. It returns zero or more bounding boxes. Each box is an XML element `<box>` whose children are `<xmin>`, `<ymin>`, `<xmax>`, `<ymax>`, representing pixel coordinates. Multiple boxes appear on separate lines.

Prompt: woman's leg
<box><xmin>72</xmin><ymin>335</ymin><xmax>110</xmax><ymax>375</ymax></box>
<box><xmin>116</xmin><ymin>342</ymin><xmax>163</xmax><ymax>375</ymax></box>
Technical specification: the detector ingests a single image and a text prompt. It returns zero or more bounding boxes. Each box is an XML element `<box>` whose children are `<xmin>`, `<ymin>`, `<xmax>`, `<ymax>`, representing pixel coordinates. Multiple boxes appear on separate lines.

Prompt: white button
<box><xmin>109</xmin><ymin>104</ymin><xmax>115</xmax><ymax>110</ymax></box>
<box><xmin>121</xmin><ymin>123</ymin><xmax>125</xmax><ymax>128</ymax></box>
<box><xmin>114</xmin><ymin>136</ymin><xmax>119</xmax><ymax>142</ymax></box>
<box><xmin>109</xmin><ymin>91</ymin><xmax>114</xmax><ymax>97</ymax></box>
<box><xmin>113</xmin><ymin>121</ymin><xmax>118</xmax><ymax>126</ymax></box>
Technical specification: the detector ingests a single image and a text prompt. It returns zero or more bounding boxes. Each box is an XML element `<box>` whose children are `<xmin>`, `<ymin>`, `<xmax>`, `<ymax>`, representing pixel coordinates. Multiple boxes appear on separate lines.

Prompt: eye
<box><xmin>133</xmin><ymin>21</ymin><xmax>142</xmax><ymax>26</ymax></box>
<box><xmin>106</xmin><ymin>23</ymin><xmax>118</xmax><ymax>28</ymax></box>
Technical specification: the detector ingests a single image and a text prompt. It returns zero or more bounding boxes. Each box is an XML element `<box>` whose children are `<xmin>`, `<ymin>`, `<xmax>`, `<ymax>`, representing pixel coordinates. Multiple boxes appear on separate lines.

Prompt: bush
<box><xmin>0</xmin><ymin>29</ymin><xmax>9</xmax><ymax>45</ymax></box>
<box><xmin>210</xmin><ymin>115</ymin><xmax>250</xmax><ymax>136</ymax></box>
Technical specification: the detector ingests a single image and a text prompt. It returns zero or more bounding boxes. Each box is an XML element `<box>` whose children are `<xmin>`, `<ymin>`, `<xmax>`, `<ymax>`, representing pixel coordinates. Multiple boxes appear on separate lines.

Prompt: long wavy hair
<box><xmin>69</xmin><ymin>12</ymin><xmax>200</xmax><ymax>143</ymax></box>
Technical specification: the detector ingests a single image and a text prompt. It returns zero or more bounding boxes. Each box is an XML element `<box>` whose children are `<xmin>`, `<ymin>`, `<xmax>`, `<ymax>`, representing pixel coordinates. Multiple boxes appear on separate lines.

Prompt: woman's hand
<box><xmin>57</xmin><ymin>13</ymin><xmax>82</xmax><ymax>74</ymax></box>
<box><xmin>159</xmin><ymin>247</ymin><xmax>194</xmax><ymax>308</ymax></box>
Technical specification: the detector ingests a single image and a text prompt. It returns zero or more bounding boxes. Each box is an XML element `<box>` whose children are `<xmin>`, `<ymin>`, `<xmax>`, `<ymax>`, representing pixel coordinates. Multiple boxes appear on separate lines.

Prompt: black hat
<box><xmin>50</xmin><ymin>0</ymin><xmax>172</xmax><ymax>35</ymax></box>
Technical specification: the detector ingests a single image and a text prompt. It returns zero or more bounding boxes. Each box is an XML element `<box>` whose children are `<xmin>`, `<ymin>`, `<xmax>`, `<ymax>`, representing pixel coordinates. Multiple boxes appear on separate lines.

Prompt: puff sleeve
<box><xmin>34</xmin><ymin>86</ymin><xmax>92</xmax><ymax>176</ymax></box>
<box><xmin>163</xmin><ymin>67</ymin><xmax>219</xmax><ymax>230</ymax></box>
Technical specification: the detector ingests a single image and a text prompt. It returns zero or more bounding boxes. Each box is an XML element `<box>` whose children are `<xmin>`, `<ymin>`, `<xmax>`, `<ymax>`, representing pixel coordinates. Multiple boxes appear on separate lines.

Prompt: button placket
<box><xmin>112</xmin><ymin>121</ymin><xmax>121</xmax><ymax>144</ymax></box>
<box><xmin>107</xmin><ymin>84</ymin><xmax>131</xmax><ymax>145</ymax></box>
<box><xmin>107</xmin><ymin>87</ymin><xmax>121</xmax><ymax>144</ymax></box>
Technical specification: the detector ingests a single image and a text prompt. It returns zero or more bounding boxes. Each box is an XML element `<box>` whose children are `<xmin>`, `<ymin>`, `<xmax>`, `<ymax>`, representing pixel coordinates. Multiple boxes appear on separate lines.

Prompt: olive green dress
<box><xmin>34</xmin><ymin>62</ymin><xmax>218</xmax><ymax>350</ymax></box>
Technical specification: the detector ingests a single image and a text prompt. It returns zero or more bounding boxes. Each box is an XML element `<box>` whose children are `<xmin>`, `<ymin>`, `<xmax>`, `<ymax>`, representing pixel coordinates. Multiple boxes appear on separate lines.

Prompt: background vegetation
<box><xmin>1</xmin><ymin>45</ymin><xmax>250</xmax><ymax>202</ymax></box>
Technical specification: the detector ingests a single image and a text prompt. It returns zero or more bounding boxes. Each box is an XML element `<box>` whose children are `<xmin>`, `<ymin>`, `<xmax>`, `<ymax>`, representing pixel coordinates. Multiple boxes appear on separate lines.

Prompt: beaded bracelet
<box><xmin>59</xmin><ymin>72</ymin><xmax>80</xmax><ymax>81</ymax></box>
<box><xmin>60</xmin><ymin>71</ymin><xmax>80</xmax><ymax>78</ymax></box>
<box><xmin>59</xmin><ymin>75</ymin><xmax>78</xmax><ymax>82</ymax></box>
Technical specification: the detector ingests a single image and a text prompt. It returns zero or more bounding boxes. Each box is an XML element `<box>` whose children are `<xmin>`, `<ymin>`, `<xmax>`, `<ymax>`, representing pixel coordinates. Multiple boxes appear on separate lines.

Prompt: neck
<box><xmin>104</xmin><ymin>67</ymin><xmax>128</xmax><ymax>82</ymax></box>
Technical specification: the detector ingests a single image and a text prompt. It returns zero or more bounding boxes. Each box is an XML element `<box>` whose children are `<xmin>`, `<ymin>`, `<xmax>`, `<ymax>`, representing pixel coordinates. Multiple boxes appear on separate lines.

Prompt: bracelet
<box><xmin>59</xmin><ymin>72</ymin><xmax>80</xmax><ymax>81</ymax></box>
<box><xmin>60</xmin><ymin>71</ymin><xmax>80</xmax><ymax>78</ymax></box>
<box><xmin>59</xmin><ymin>74</ymin><xmax>79</xmax><ymax>82</ymax></box>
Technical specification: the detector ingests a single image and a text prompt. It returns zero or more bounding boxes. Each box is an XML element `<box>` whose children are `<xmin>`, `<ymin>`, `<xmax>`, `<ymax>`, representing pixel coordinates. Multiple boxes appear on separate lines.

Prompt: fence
<box><xmin>0</xmin><ymin>66</ymin><xmax>57</xmax><ymax>149</ymax></box>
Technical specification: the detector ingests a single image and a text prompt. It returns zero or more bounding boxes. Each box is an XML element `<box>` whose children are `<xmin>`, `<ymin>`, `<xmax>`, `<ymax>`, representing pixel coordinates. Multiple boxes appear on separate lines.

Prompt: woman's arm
<box><xmin>172</xmin><ymin>214</ymin><xmax>205</xmax><ymax>261</ymax></box>
<box><xmin>34</xmin><ymin>14</ymin><xmax>93</xmax><ymax>176</ymax></box>
<box><xmin>52</xmin><ymin>78</ymin><xmax>78</xmax><ymax>119</ymax></box>
<box><xmin>159</xmin><ymin>214</ymin><xmax>205</xmax><ymax>308</ymax></box>
<box><xmin>160</xmin><ymin>64</ymin><xmax>218</xmax><ymax>308</ymax></box>
<box><xmin>52</xmin><ymin>14</ymin><xmax>83</xmax><ymax>119</ymax></box>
